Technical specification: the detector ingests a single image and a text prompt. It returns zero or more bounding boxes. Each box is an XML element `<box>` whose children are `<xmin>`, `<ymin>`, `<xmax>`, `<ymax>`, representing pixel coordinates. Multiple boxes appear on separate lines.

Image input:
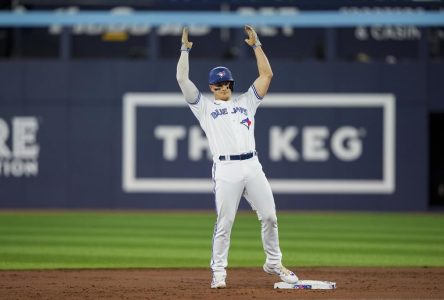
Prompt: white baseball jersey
<box><xmin>187</xmin><ymin>85</ymin><xmax>263</xmax><ymax>158</ymax></box>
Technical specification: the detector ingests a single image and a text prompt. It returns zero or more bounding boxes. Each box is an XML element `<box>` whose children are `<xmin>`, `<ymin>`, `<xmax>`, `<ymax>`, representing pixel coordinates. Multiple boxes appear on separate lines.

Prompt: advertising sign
<box><xmin>123</xmin><ymin>93</ymin><xmax>395</xmax><ymax>194</ymax></box>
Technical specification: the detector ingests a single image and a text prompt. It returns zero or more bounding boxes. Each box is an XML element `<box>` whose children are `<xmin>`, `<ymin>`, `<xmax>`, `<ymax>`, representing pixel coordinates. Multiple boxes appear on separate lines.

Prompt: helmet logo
<box><xmin>216</xmin><ymin>71</ymin><xmax>225</xmax><ymax>78</ymax></box>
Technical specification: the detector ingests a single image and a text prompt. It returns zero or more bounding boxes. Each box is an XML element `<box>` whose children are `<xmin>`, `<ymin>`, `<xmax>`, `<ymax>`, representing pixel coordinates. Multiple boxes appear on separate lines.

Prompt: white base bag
<box><xmin>274</xmin><ymin>280</ymin><xmax>336</xmax><ymax>290</ymax></box>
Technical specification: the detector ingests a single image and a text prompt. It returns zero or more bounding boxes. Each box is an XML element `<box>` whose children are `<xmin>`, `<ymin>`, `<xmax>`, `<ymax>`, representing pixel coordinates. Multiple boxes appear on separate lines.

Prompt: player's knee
<box><xmin>218</xmin><ymin>217</ymin><xmax>235</xmax><ymax>234</ymax></box>
<box><xmin>261</xmin><ymin>213</ymin><xmax>277</xmax><ymax>225</ymax></box>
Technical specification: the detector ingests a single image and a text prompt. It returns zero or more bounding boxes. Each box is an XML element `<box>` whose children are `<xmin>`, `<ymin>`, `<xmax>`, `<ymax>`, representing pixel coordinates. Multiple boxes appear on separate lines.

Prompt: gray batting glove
<box><xmin>181</xmin><ymin>27</ymin><xmax>193</xmax><ymax>52</ymax></box>
<box><xmin>244</xmin><ymin>25</ymin><xmax>262</xmax><ymax>48</ymax></box>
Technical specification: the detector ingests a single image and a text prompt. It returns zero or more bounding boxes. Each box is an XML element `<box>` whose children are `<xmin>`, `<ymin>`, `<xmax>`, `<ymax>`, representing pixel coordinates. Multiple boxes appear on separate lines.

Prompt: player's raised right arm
<box><xmin>176</xmin><ymin>27</ymin><xmax>200</xmax><ymax>104</ymax></box>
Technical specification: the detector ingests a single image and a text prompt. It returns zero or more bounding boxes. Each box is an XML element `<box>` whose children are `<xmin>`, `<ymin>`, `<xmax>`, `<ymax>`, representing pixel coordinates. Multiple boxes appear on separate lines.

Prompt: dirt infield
<box><xmin>1</xmin><ymin>267</ymin><xmax>443</xmax><ymax>299</ymax></box>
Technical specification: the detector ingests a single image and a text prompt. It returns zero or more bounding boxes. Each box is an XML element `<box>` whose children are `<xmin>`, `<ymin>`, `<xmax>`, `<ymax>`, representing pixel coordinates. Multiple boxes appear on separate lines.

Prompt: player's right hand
<box><xmin>181</xmin><ymin>27</ymin><xmax>193</xmax><ymax>50</ymax></box>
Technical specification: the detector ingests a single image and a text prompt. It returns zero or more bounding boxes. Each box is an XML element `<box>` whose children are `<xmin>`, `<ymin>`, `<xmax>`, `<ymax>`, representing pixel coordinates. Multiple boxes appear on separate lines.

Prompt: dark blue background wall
<box><xmin>0</xmin><ymin>60</ymin><xmax>442</xmax><ymax>210</ymax></box>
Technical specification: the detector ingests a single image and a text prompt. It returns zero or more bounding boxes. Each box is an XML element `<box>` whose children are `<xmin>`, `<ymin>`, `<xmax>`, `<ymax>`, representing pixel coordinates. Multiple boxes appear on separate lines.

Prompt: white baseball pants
<box><xmin>210</xmin><ymin>156</ymin><xmax>282</xmax><ymax>275</ymax></box>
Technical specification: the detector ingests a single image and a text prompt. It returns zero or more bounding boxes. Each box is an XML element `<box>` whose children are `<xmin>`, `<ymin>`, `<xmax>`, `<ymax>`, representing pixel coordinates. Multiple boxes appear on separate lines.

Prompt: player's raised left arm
<box><xmin>244</xmin><ymin>25</ymin><xmax>273</xmax><ymax>98</ymax></box>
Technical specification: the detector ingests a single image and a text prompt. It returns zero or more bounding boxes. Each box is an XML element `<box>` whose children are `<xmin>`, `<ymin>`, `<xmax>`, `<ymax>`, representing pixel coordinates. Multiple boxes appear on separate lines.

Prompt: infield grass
<box><xmin>0</xmin><ymin>211</ymin><xmax>443</xmax><ymax>269</ymax></box>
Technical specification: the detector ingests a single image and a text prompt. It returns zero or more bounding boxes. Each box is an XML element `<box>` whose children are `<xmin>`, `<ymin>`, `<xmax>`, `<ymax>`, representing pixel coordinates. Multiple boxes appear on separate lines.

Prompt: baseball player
<box><xmin>176</xmin><ymin>26</ymin><xmax>298</xmax><ymax>289</ymax></box>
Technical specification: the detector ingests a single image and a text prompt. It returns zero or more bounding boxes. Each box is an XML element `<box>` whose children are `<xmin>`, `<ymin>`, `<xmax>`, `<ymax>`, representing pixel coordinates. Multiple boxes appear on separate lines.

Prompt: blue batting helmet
<box><xmin>208</xmin><ymin>66</ymin><xmax>235</xmax><ymax>86</ymax></box>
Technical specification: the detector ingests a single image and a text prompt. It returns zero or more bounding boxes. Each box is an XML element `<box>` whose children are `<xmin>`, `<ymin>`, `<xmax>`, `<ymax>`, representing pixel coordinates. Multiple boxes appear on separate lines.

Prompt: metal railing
<box><xmin>1</xmin><ymin>10</ymin><xmax>443</xmax><ymax>60</ymax></box>
<box><xmin>0</xmin><ymin>10</ymin><xmax>443</xmax><ymax>27</ymax></box>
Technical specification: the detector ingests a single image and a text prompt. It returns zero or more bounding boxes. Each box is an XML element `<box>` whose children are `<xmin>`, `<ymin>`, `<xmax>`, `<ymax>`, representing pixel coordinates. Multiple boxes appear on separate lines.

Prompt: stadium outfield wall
<box><xmin>0</xmin><ymin>60</ymin><xmax>441</xmax><ymax>211</ymax></box>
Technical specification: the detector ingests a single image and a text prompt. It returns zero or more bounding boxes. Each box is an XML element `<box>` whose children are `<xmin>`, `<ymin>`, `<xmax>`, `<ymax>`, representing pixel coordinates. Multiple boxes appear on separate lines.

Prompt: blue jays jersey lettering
<box><xmin>211</xmin><ymin>106</ymin><xmax>248</xmax><ymax>120</ymax></box>
<box><xmin>231</xmin><ymin>107</ymin><xmax>248</xmax><ymax>115</ymax></box>
<box><xmin>210</xmin><ymin>108</ymin><xmax>228</xmax><ymax>119</ymax></box>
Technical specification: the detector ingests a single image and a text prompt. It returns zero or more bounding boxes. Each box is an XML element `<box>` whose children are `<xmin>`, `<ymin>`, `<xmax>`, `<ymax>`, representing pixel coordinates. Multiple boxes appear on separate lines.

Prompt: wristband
<box><xmin>251</xmin><ymin>39</ymin><xmax>262</xmax><ymax>49</ymax></box>
<box><xmin>181</xmin><ymin>44</ymin><xmax>191</xmax><ymax>52</ymax></box>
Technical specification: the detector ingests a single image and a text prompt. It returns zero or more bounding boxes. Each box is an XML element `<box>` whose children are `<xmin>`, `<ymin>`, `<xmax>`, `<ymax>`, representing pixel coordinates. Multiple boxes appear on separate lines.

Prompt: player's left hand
<box><xmin>181</xmin><ymin>27</ymin><xmax>193</xmax><ymax>50</ymax></box>
<box><xmin>244</xmin><ymin>25</ymin><xmax>262</xmax><ymax>48</ymax></box>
